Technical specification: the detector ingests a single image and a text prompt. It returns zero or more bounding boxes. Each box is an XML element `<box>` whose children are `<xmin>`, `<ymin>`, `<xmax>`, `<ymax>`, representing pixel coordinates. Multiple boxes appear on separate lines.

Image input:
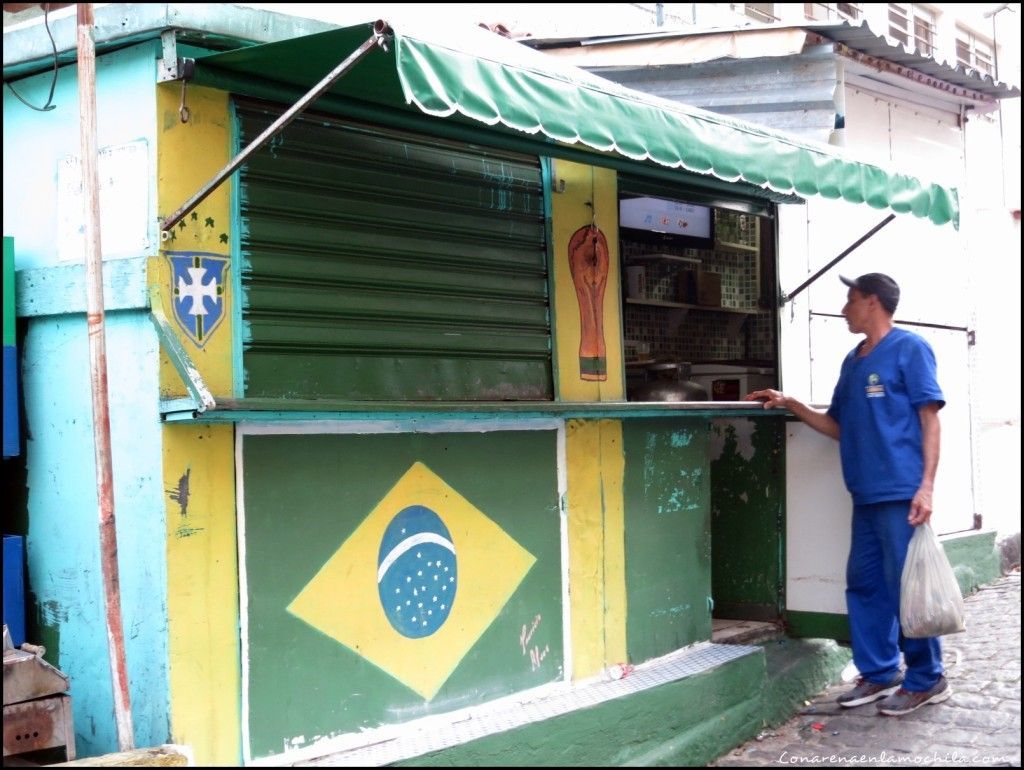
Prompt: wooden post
<box><xmin>77</xmin><ymin>2</ymin><xmax>134</xmax><ymax>751</ymax></box>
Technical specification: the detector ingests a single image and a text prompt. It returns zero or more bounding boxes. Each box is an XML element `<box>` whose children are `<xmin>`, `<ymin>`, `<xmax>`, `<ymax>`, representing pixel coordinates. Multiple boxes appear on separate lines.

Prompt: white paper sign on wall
<box><xmin>57</xmin><ymin>139</ymin><xmax>150</xmax><ymax>263</ymax></box>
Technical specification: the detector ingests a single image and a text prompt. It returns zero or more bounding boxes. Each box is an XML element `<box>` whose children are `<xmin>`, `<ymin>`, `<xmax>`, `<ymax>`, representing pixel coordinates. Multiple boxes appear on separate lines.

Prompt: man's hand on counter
<box><xmin>744</xmin><ymin>388</ymin><xmax>788</xmax><ymax>409</ymax></box>
<box><xmin>744</xmin><ymin>389</ymin><xmax>840</xmax><ymax>440</ymax></box>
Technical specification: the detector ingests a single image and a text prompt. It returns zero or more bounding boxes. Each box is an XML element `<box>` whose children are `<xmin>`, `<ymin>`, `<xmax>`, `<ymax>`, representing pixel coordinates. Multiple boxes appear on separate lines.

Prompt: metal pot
<box><xmin>629</xmin><ymin>361</ymin><xmax>709</xmax><ymax>402</ymax></box>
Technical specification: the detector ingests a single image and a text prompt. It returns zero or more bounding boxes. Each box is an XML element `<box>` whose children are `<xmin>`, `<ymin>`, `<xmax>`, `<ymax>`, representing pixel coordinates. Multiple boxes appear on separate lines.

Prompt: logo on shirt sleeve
<box><xmin>865</xmin><ymin>372</ymin><xmax>886</xmax><ymax>398</ymax></box>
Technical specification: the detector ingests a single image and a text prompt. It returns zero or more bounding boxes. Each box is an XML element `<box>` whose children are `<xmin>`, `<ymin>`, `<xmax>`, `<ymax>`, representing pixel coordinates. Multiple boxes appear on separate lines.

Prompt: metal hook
<box><xmin>179</xmin><ymin>78</ymin><xmax>191</xmax><ymax>123</ymax></box>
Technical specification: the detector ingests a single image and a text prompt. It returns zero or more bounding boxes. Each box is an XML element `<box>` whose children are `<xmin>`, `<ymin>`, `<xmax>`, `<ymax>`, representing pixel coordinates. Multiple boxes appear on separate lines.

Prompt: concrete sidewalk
<box><xmin>711</xmin><ymin>571</ymin><xmax>1021</xmax><ymax>767</ymax></box>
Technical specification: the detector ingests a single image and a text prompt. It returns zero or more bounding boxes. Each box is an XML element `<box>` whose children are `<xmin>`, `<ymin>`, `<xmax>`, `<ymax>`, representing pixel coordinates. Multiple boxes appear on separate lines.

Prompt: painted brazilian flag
<box><xmin>242</xmin><ymin>430</ymin><xmax>562</xmax><ymax>760</ymax></box>
<box><xmin>288</xmin><ymin>461</ymin><xmax>536</xmax><ymax>700</ymax></box>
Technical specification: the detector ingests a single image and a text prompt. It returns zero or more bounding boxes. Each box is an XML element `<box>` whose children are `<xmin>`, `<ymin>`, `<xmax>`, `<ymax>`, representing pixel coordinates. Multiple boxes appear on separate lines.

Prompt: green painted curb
<box><xmin>398</xmin><ymin>652</ymin><xmax>768</xmax><ymax>767</ymax></box>
<box><xmin>395</xmin><ymin>635</ymin><xmax>853</xmax><ymax>767</ymax></box>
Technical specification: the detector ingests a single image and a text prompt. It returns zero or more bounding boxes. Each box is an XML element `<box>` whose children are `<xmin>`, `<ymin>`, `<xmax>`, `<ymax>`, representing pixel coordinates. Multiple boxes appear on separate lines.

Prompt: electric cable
<box><xmin>4</xmin><ymin>3</ymin><xmax>60</xmax><ymax>112</ymax></box>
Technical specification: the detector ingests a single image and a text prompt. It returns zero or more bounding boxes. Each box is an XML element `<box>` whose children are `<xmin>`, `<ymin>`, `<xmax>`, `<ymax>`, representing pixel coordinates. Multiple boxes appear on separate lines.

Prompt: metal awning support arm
<box><xmin>148</xmin><ymin>288</ymin><xmax>216</xmax><ymax>413</ymax></box>
<box><xmin>780</xmin><ymin>213</ymin><xmax>895</xmax><ymax>306</ymax></box>
<box><xmin>160</xmin><ymin>20</ymin><xmax>392</xmax><ymax>235</ymax></box>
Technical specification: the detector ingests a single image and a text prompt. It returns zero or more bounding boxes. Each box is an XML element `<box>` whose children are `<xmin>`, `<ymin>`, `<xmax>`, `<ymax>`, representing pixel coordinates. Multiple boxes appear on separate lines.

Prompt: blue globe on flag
<box><xmin>377</xmin><ymin>505</ymin><xmax>458</xmax><ymax>638</ymax></box>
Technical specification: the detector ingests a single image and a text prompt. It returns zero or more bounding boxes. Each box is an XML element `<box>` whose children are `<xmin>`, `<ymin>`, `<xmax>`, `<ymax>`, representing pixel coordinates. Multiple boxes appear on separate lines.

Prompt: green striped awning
<box><xmin>191</xmin><ymin>19</ymin><xmax>959</xmax><ymax>228</ymax></box>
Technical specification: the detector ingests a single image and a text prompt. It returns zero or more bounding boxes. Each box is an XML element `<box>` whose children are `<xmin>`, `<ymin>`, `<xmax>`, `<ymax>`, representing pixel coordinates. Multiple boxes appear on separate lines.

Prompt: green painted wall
<box><xmin>622</xmin><ymin>418</ymin><xmax>712</xmax><ymax>662</ymax></box>
<box><xmin>3</xmin><ymin>237</ymin><xmax>13</xmax><ymax>347</ymax></box>
<box><xmin>785</xmin><ymin>611</ymin><xmax>851</xmax><ymax>642</ymax></box>
<box><xmin>241</xmin><ymin>429</ymin><xmax>561</xmax><ymax>760</ymax></box>
<box><xmin>942</xmin><ymin>530</ymin><xmax>1001</xmax><ymax>596</ymax></box>
<box><xmin>710</xmin><ymin>418</ymin><xmax>784</xmax><ymax>620</ymax></box>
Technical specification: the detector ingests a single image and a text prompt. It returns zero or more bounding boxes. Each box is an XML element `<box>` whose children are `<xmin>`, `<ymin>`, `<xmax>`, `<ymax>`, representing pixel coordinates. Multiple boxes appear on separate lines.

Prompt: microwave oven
<box><xmin>688</xmin><ymin>364</ymin><xmax>775</xmax><ymax>402</ymax></box>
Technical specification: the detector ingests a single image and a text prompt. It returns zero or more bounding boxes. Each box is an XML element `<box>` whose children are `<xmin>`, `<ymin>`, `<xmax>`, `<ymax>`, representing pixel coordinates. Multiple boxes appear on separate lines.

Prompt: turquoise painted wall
<box><xmin>7</xmin><ymin>41</ymin><xmax>169</xmax><ymax>757</ymax></box>
<box><xmin>2</xmin><ymin>42</ymin><xmax>159</xmax><ymax>271</ymax></box>
<box><xmin>22</xmin><ymin>310</ymin><xmax>168</xmax><ymax>756</ymax></box>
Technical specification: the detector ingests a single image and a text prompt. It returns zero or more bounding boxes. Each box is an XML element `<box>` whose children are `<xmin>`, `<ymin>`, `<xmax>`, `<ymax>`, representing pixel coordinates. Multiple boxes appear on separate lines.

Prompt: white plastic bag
<box><xmin>900</xmin><ymin>522</ymin><xmax>966</xmax><ymax>638</ymax></box>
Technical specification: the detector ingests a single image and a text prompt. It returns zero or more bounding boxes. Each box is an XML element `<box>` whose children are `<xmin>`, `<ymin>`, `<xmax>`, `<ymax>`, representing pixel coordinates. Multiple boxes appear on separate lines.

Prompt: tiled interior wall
<box><xmin>626</xmin><ymin>303</ymin><xmax>746</xmax><ymax>361</ymax></box>
<box><xmin>621</xmin><ymin>210</ymin><xmax>775</xmax><ymax>364</ymax></box>
<box><xmin>745</xmin><ymin>312</ymin><xmax>775</xmax><ymax>362</ymax></box>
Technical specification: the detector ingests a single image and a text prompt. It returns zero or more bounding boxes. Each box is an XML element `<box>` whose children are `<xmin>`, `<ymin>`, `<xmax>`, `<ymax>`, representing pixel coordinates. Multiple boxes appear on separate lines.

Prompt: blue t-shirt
<box><xmin>826</xmin><ymin>327</ymin><xmax>945</xmax><ymax>505</ymax></box>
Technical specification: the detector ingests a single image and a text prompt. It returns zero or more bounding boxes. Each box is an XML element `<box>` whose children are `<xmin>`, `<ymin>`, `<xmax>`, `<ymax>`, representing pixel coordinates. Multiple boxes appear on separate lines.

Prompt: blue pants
<box><xmin>846</xmin><ymin>500</ymin><xmax>943</xmax><ymax>692</ymax></box>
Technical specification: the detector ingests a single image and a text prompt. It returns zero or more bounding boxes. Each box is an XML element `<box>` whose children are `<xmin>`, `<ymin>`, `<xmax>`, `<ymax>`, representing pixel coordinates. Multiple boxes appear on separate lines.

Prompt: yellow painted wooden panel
<box><xmin>163</xmin><ymin>424</ymin><xmax>240</xmax><ymax>766</ymax></box>
<box><xmin>599</xmin><ymin>421</ymin><xmax>627</xmax><ymax>664</ymax></box>
<box><xmin>565</xmin><ymin>419</ymin><xmax>626</xmax><ymax>679</ymax></box>
<box><xmin>155</xmin><ymin>83</ymin><xmax>233</xmax><ymax>397</ymax></box>
<box><xmin>550</xmin><ymin>160</ymin><xmax>624</xmax><ymax>401</ymax></box>
<box><xmin>157</xmin><ymin>83</ymin><xmax>239</xmax><ymax>764</ymax></box>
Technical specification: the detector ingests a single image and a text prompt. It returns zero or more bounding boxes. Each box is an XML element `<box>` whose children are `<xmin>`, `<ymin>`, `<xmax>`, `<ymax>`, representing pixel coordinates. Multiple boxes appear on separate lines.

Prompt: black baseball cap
<box><xmin>840</xmin><ymin>273</ymin><xmax>900</xmax><ymax>314</ymax></box>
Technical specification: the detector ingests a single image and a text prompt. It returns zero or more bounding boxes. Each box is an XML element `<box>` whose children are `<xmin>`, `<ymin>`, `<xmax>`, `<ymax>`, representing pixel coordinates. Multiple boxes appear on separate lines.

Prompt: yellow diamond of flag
<box><xmin>287</xmin><ymin>461</ymin><xmax>536</xmax><ymax>700</ymax></box>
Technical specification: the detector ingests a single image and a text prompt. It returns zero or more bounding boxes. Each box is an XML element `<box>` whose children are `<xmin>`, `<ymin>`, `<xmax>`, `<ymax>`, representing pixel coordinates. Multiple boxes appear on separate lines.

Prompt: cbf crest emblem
<box><xmin>167</xmin><ymin>251</ymin><xmax>229</xmax><ymax>347</ymax></box>
<box><xmin>865</xmin><ymin>372</ymin><xmax>885</xmax><ymax>398</ymax></box>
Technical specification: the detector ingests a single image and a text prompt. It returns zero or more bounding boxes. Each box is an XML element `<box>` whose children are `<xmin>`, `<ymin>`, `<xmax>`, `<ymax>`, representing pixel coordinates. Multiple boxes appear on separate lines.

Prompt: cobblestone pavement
<box><xmin>711</xmin><ymin>571</ymin><xmax>1021</xmax><ymax>767</ymax></box>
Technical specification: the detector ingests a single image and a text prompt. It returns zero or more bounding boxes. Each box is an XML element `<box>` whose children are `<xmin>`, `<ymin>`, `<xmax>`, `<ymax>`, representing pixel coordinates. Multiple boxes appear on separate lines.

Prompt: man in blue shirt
<box><xmin>746</xmin><ymin>272</ymin><xmax>949</xmax><ymax>716</ymax></box>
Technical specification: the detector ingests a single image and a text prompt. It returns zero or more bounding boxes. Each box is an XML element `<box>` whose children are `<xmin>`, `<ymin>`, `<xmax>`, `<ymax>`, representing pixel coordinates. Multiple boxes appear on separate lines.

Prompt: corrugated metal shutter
<box><xmin>236</xmin><ymin>100</ymin><xmax>551</xmax><ymax>401</ymax></box>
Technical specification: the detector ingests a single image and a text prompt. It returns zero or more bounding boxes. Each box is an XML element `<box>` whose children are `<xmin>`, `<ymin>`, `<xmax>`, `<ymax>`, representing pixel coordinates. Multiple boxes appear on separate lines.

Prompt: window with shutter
<box><xmin>235</xmin><ymin>100</ymin><xmax>551</xmax><ymax>401</ymax></box>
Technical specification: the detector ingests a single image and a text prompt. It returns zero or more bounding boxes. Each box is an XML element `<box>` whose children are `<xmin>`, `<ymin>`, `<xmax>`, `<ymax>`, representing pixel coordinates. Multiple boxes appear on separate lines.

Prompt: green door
<box><xmin>710</xmin><ymin>417</ymin><xmax>784</xmax><ymax>622</ymax></box>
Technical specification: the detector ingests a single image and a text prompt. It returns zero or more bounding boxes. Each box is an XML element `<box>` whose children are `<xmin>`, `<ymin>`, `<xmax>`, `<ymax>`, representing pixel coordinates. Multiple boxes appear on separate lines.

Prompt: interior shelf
<box><xmin>625</xmin><ymin>253</ymin><xmax>703</xmax><ymax>265</ymax></box>
<box><xmin>625</xmin><ymin>298</ymin><xmax>758</xmax><ymax>315</ymax></box>
<box><xmin>714</xmin><ymin>240</ymin><xmax>759</xmax><ymax>253</ymax></box>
